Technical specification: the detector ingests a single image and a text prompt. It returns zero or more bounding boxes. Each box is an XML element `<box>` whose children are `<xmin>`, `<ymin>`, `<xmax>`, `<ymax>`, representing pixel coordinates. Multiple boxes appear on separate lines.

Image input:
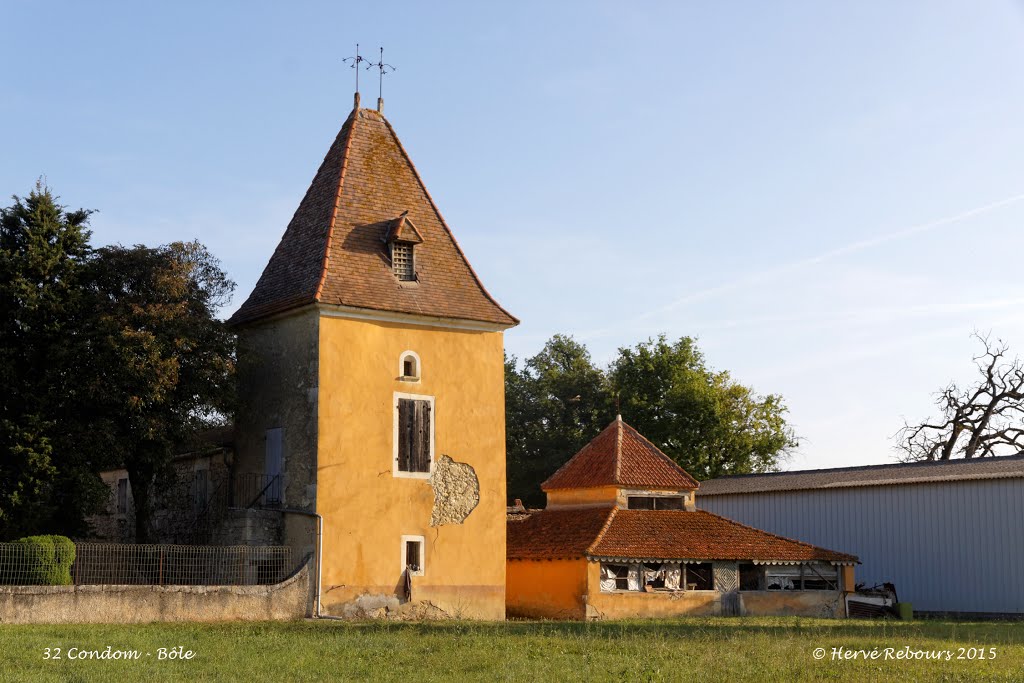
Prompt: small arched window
<box><xmin>399</xmin><ymin>351</ymin><xmax>420</xmax><ymax>381</ymax></box>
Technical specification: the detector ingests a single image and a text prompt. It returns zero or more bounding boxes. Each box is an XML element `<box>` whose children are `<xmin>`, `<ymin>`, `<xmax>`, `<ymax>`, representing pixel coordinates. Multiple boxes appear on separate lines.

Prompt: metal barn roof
<box><xmin>696</xmin><ymin>454</ymin><xmax>1024</xmax><ymax>496</ymax></box>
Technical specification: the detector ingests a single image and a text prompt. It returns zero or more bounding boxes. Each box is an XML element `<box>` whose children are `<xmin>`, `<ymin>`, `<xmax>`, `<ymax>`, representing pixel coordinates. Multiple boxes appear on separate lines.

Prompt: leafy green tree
<box><xmin>0</xmin><ymin>183</ymin><xmax>103</xmax><ymax>538</ymax></box>
<box><xmin>506</xmin><ymin>334</ymin><xmax>797</xmax><ymax>503</ymax></box>
<box><xmin>611</xmin><ymin>335</ymin><xmax>796</xmax><ymax>479</ymax></box>
<box><xmin>78</xmin><ymin>242</ymin><xmax>236</xmax><ymax>542</ymax></box>
<box><xmin>505</xmin><ymin>335</ymin><xmax>614</xmax><ymax>504</ymax></box>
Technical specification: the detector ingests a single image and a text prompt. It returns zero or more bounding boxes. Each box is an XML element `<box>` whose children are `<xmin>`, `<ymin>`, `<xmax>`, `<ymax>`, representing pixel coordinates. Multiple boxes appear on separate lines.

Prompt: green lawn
<box><xmin>1</xmin><ymin>618</ymin><xmax>1021</xmax><ymax>682</ymax></box>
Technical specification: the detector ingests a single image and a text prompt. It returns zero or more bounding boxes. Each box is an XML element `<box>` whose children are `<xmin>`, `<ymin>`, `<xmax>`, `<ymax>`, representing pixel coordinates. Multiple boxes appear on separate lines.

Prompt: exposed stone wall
<box><xmin>429</xmin><ymin>455</ymin><xmax>480</xmax><ymax>526</ymax></box>
<box><xmin>87</xmin><ymin>451</ymin><xmax>231</xmax><ymax>544</ymax></box>
<box><xmin>212</xmin><ymin>509</ymin><xmax>283</xmax><ymax>546</ymax></box>
<box><xmin>235</xmin><ymin>309</ymin><xmax>319</xmax><ymax>511</ymax></box>
<box><xmin>234</xmin><ymin>309</ymin><xmax>319</xmax><ymax>568</ymax></box>
<box><xmin>0</xmin><ymin>559</ymin><xmax>311</xmax><ymax>624</ymax></box>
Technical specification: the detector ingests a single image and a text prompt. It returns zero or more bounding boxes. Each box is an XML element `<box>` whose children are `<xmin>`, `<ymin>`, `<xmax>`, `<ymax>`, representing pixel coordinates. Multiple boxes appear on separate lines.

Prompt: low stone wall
<box><xmin>0</xmin><ymin>558</ymin><xmax>311</xmax><ymax>624</ymax></box>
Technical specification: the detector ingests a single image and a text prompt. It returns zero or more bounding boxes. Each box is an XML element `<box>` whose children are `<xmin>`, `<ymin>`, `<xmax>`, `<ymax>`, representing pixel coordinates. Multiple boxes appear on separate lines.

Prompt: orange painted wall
<box><xmin>545</xmin><ymin>486</ymin><xmax>619</xmax><ymax>509</ymax></box>
<box><xmin>316</xmin><ymin>314</ymin><xmax>507</xmax><ymax>620</ymax></box>
<box><xmin>506</xmin><ymin>559</ymin><xmax>588</xmax><ymax>619</ymax></box>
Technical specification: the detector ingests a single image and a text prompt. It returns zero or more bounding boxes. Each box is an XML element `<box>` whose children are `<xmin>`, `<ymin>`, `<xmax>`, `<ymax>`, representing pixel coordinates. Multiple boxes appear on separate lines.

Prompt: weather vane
<box><xmin>371</xmin><ymin>47</ymin><xmax>396</xmax><ymax>102</ymax></box>
<box><xmin>343</xmin><ymin>43</ymin><xmax>372</xmax><ymax>94</ymax></box>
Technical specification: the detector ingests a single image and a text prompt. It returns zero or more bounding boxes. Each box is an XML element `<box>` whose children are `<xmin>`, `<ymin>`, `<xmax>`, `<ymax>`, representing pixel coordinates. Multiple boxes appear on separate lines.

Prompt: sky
<box><xmin>4</xmin><ymin>1</ymin><xmax>1024</xmax><ymax>471</ymax></box>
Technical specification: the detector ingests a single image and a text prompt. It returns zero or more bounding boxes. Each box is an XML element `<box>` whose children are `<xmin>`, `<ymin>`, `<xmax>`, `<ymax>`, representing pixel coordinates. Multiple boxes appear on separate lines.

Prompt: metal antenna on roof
<box><xmin>343</xmin><ymin>43</ymin><xmax>372</xmax><ymax>101</ymax></box>
<box><xmin>371</xmin><ymin>47</ymin><xmax>396</xmax><ymax>113</ymax></box>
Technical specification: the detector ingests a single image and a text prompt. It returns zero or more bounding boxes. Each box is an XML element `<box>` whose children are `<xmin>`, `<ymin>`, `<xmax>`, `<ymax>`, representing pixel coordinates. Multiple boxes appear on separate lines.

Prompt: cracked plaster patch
<box><xmin>429</xmin><ymin>455</ymin><xmax>480</xmax><ymax>526</ymax></box>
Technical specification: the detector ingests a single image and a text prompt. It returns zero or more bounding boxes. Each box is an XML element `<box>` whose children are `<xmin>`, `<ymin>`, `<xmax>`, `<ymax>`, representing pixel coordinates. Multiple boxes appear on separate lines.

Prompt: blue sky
<box><xmin>5</xmin><ymin>1</ymin><xmax>1024</xmax><ymax>471</ymax></box>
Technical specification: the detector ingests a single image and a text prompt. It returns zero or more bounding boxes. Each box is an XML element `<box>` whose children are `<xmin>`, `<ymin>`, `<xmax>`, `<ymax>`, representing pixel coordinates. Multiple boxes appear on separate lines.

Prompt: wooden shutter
<box><xmin>397</xmin><ymin>399</ymin><xmax>431</xmax><ymax>473</ymax></box>
<box><xmin>412</xmin><ymin>400</ymin><xmax>431</xmax><ymax>472</ymax></box>
<box><xmin>398</xmin><ymin>399</ymin><xmax>414</xmax><ymax>471</ymax></box>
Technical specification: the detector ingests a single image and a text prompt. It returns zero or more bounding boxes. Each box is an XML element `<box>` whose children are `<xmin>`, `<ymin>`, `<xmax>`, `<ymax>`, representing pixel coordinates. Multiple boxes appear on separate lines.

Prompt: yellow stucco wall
<box><xmin>546</xmin><ymin>487</ymin><xmax>697</xmax><ymax>510</ymax></box>
<box><xmin>316</xmin><ymin>314</ymin><xmax>507</xmax><ymax>620</ymax></box>
<box><xmin>740</xmin><ymin>590</ymin><xmax>847</xmax><ymax>618</ymax></box>
<box><xmin>506</xmin><ymin>559</ymin><xmax>589</xmax><ymax>619</ymax></box>
<box><xmin>545</xmin><ymin>486</ymin><xmax>620</xmax><ymax>509</ymax></box>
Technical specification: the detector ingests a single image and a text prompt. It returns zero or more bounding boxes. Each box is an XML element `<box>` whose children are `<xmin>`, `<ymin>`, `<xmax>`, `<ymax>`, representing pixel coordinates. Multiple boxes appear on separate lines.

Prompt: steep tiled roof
<box><xmin>506</xmin><ymin>507</ymin><xmax>614</xmax><ymax>560</ymax></box>
<box><xmin>228</xmin><ymin>103</ymin><xmax>517</xmax><ymax>328</ymax></box>
<box><xmin>696</xmin><ymin>454</ymin><xmax>1024</xmax><ymax>496</ymax></box>
<box><xmin>541</xmin><ymin>417</ymin><xmax>700</xmax><ymax>491</ymax></box>
<box><xmin>589</xmin><ymin>509</ymin><xmax>858</xmax><ymax>564</ymax></box>
<box><xmin>507</xmin><ymin>507</ymin><xmax>856</xmax><ymax>563</ymax></box>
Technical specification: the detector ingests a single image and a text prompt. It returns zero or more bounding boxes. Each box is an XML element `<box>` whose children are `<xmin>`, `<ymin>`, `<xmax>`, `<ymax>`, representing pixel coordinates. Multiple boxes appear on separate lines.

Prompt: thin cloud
<box><xmin>580</xmin><ymin>191</ymin><xmax>1024</xmax><ymax>340</ymax></box>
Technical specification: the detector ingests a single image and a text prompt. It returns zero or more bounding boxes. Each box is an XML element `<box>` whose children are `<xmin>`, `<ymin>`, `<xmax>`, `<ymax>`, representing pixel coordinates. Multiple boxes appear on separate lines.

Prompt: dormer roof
<box><xmin>228</xmin><ymin>104</ymin><xmax>518</xmax><ymax>329</ymax></box>
<box><xmin>541</xmin><ymin>416</ymin><xmax>700</xmax><ymax>492</ymax></box>
<box><xmin>384</xmin><ymin>212</ymin><xmax>424</xmax><ymax>245</ymax></box>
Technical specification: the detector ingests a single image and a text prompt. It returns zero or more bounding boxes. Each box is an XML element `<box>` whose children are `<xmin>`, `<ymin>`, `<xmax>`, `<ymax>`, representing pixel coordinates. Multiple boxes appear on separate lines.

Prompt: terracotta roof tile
<box><xmin>541</xmin><ymin>417</ymin><xmax>700</xmax><ymax>491</ymax></box>
<box><xmin>228</xmin><ymin>105</ymin><xmax>517</xmax><ymax>328</ymax></box>
<box><xmin>506</xmin><ymin>507</ymin><xmax>614</xmax><ymax>560</ymax></box>
<box><xmin>588</xmin><ymin>509</ymin><xmax>858</xmax><ymax>564</ymax></box>
<box><xmin>507</xmin><ymin>507</ymin><xmax>857</xmax><ymax>564</ymax></box>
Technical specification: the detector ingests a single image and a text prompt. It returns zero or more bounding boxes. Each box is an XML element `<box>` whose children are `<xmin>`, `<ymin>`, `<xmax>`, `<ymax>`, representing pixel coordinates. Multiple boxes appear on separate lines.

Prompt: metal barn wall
<box><xmin>697</xmin><ymin>478</ymin><xmax>1024</xmax><ymax>614</ymax></box>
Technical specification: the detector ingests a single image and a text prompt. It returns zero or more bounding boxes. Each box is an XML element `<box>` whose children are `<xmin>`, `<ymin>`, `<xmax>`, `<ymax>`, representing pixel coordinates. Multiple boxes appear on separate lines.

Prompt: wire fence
<box><xmin>0</xmin><ymin>542</ymin><xmax>293</xmax><ymax>587</ymax></box>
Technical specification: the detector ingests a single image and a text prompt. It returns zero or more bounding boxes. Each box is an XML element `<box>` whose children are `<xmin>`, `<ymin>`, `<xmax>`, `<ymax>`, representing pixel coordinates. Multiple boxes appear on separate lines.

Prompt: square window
<box><xmin>686</xmin><ymin>562</ymin><xmax>714</xmax><ymax>590</ymax></box>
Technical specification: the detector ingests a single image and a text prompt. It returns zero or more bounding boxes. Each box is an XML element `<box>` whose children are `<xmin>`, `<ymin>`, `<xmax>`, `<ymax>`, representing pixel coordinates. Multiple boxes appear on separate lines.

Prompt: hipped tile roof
<box><xmin>589</xmin><ymin>509</ymin><xmax>858</xmax><ymax>564</ymax></box>
<box><xmin>228</xmin><ymin>104</ymin><xmax>517</xmax><ymax>328</ymax></box>
<box><xmin>506</xmin><ymin>507</ymin><xmax>857</xmax><ymax>564</ymax></box>
<box><xmin>506</xmin><ymin>507</ymin><xmax>616</xmax><ymax>560</ymax></box>
<box><xmin>541</xmin><ymin>417</ymin><xmax>700</xmax><ymax>491</ymax></box>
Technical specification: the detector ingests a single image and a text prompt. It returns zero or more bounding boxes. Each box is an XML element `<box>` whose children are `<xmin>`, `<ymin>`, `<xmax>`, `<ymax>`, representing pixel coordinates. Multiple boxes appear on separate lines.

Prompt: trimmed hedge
<box><xmin>4</xmin><ymin>535</ymin><xmax>75</xmax><ymax>585</ymax></box>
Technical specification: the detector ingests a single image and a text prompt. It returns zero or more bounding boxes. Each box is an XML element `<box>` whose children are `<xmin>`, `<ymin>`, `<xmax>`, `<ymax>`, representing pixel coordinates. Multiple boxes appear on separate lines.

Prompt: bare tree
<box><xmin>897</xmin><ymin>333</ymin><xmax>1024</xmax><ymax>461</ymax></box>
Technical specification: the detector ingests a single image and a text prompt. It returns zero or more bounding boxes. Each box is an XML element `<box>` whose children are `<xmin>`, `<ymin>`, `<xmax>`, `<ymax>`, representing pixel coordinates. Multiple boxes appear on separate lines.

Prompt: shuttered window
<box><xmin>397</xmin><ymin>398</ymin><xmax>432</xmax><ymax>472</ymax></box>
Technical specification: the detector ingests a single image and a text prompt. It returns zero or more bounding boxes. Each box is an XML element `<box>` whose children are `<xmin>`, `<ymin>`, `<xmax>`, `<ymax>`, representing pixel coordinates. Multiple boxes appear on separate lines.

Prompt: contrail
<box><xmin>629</xmin><ymin>191</ymin><xmax>1024</xmax><ymax>324</ymax></box>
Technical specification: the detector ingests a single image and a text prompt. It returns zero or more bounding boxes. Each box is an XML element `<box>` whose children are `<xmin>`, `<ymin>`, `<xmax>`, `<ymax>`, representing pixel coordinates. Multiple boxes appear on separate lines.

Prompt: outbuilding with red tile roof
<box><xmin>506</xmin><ymin>417</ymin><xmax>859</xmax><ymax>620</ymax></box>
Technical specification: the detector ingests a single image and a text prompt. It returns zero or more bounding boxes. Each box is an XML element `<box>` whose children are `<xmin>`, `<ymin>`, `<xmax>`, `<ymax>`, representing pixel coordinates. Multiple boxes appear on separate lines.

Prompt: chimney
<box><xmin>377</xmin><ymin>97</ymin><xmax>384</xmax><ymax>114</ymax></box>
<box><xmin>353</xmin><ymin>92</ymin><xmax>361</xmax><ymax>110</ymax></box>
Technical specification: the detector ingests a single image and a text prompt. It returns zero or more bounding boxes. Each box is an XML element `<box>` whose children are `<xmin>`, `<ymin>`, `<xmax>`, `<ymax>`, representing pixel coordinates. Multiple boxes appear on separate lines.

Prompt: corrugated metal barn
<box><xmin>696</xmin><ymin>456</ymin><xmax>1024</xmax><ymax>616</ymax></box>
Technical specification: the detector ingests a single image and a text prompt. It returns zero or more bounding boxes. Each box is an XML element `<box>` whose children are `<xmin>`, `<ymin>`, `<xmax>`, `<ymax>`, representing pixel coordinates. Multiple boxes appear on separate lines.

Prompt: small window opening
<box><xmin>405</xmin><ymin>540</ymin><xmax>422</xmax><ymax>573</ymax></box>
<box><xmin>765</xmin><ymin>565</ymin><xmax>835</xmax><ymax>590</ymax></box>
<box><xmin>686</xmin><ymin>562</ymin><xmax>714</xmax><ymax>590</ymax></box>
<box><xmin>402</xmin><ymin>355</ymin><xmax>418</xmax><ymax>379</ymax></box>
<box><xmin>642</xmin><ymin>562</ymin><xmax>665</xmax><ymax>590</ymax></box>
<box><xmin>801</xmin><ymin>564</ymin><xmax>838</xmax><ymax>591</ymax></box>
<box><xmin>739</xmin><ymin>563</ymin><xmax>764</xmax><ymax>591</ymax></box>
<box><xmin>627</xmin><ymin>496</ymin><xmax>684</xmax><ymax>510</ymax></box>
<box><xmin>610</xmin><ymin>564</ymin><xmax>630</xmax><ymax>591</ymax></box>
<box><xmin>392</xmin><ymin>242</ymin><xmax>415</xmax><ymax>281</ymax></box>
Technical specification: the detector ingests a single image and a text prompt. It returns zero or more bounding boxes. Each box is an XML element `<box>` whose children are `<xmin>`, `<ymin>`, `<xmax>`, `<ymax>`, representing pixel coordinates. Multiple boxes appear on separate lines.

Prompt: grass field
<box><xmin>0</xmin><ymin>617</ymin><xmax>1021</xmax><ymax>682</ymax></box>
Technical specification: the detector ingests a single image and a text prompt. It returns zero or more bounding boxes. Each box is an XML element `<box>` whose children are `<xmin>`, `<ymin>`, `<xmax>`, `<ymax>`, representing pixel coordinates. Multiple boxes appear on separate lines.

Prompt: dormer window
<box><xmin>384</xmin><ymin>211</ymin><xmax>424</xmax><ymax>282</ymax></box>
<box><xmin>391</xmin><ymin>242</ymin><xmax>415</xmax><ymax>281</ymax></box>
